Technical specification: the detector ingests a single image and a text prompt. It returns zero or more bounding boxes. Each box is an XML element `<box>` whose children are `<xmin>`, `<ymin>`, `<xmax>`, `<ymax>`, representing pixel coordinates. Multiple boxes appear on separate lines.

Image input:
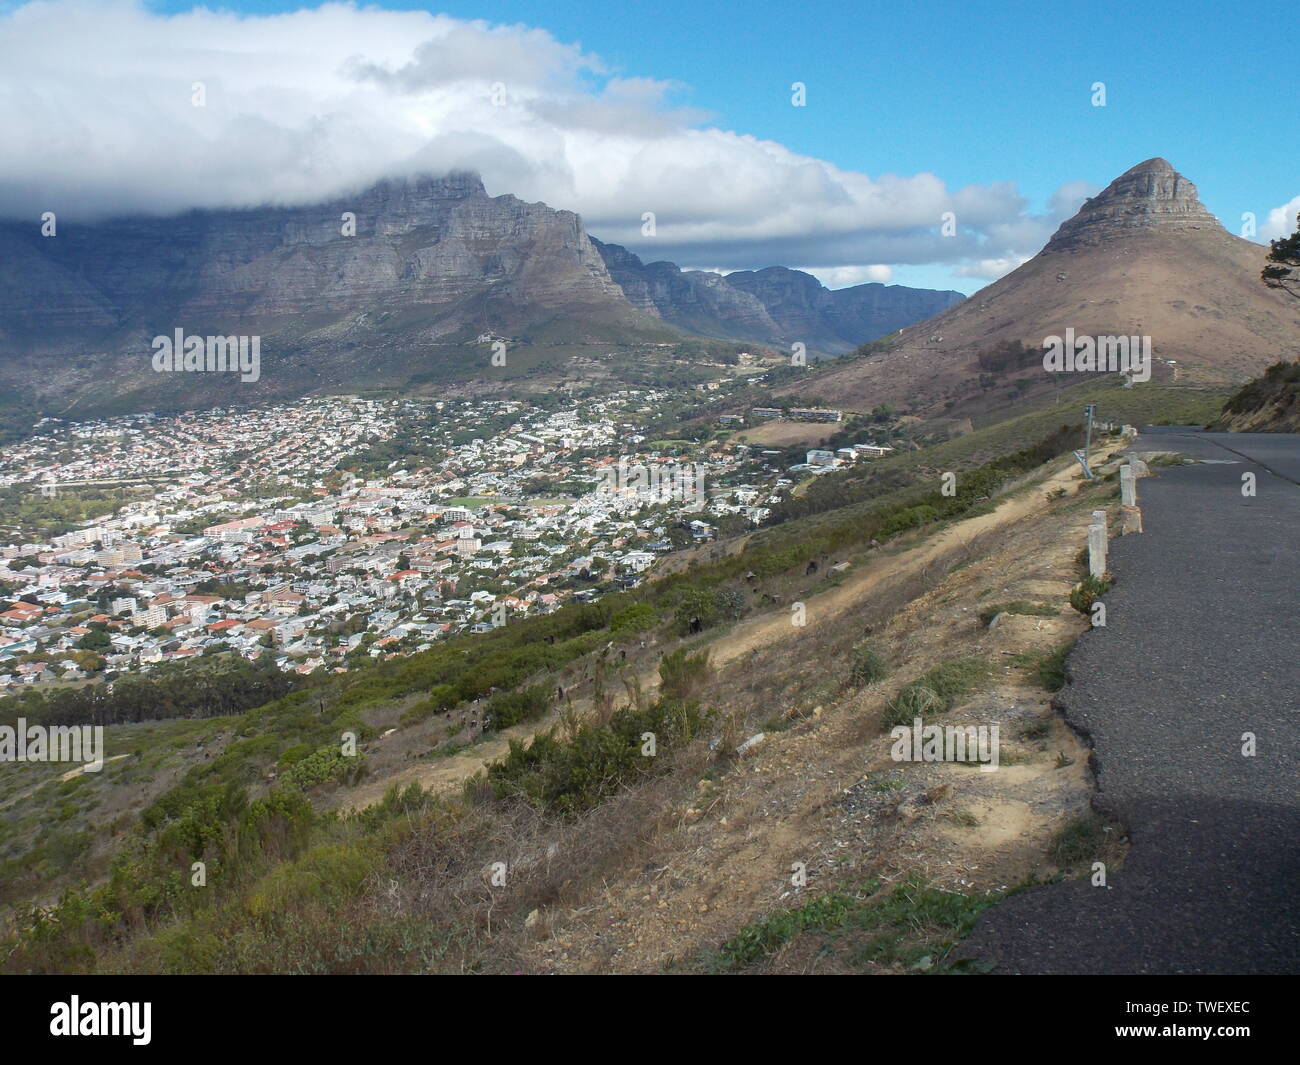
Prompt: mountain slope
<box><xmin>0</xmin><ymin>173</ymin><xmax>631</xmax><ymax>349</ymax></box>
<box><xmin>1209</xmin><ymin>359</ymin><xmax>1300</xmax><ymax>432</ymax></box>
<box><xmin>793</xmin><ymin>158</ymin><xmax>1300</xmax><ymax>413</ymax></box>
<box><xmin>591</xmin><ymin>238</ymin><xmax>783</xmax><ymax>341</ymax></box>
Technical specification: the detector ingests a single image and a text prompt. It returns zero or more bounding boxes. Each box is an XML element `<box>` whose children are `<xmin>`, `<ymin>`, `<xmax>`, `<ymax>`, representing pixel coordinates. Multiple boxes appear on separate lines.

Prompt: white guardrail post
<box><xmin>1088</xmin><ymin>513</ymin><xmax>1108</xmax><ymax>579</ymax></box>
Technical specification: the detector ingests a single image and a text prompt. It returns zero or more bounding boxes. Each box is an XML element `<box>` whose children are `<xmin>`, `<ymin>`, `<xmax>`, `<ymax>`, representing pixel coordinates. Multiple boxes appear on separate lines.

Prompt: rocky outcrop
<box><xmin>725</xmin><ymin>266</ymin><xmax>965</xmax><ymax>351</ymax></box>
<box><xmin>592</xmin><ymin>239</ymin><xmax>781</xmax><ymax>339</ymax></box>
<box><xmin>1208</xmin><ymin>359</ymin><xmax>1300</xmax><ymax>432</ymax></box>
<box><xmin>1045</xmin><ymin>157</ymin><xmax>1222</xmax><ymax>252</ymax></box>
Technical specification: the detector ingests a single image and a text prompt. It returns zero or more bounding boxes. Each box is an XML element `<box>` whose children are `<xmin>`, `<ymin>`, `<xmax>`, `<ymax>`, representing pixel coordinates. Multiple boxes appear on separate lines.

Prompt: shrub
<box><xmin>925</xmin><ymin>658</ymin><xmax>993</xmax><ymax>703</ymax></box>
<box><xmin>152</xmin><ymin>927</ymin><xmax>224</xmax><ymax>974</ymax></box>
<box><xmin>849</xmin><ymin>642</ymin><xmax>889</xmax><ymax>686</ymax></box>
<box><xmin>1049</xmin><ymin>813</ymin><xmax>1108</xmax><ymax>866</ymax></box>
<box><xmin>485</xmin><ymin>696</ymin><xmax>709</xmax><ymax>815</ymax></box>
<box><xmin>708</xmin><ymin>873</ymin><xmax>1014</xmax><ymax>973</ymax></box>
<box><xmin>876</xmin><ymin>503</ymin><xmax>939</xmax><ymax>539</ymax></box>
<box><xmin>713</xmin><ymin>893</ymin><xmax>853</xmax><ymax>970</ymax></box>
<box><xmin>673</xmin><ymin>588</ymin><xmax>721</xmax><ymax>633</ymax></box>
<box><xmin>672</xmin><ymin>586</ymin><xmax>743</xmax><ymax>634</ymax></box>
<box><xmin>245</xmin><ymin>841</ymin><xmax>374</xmax><ymax>921</ymax></box>
<box><xmin>610</xmin><ymin>603</ymin><xmax>658</xmax><ymax>635</ymax></box>
<box><xmin>276</xmin><ymin>743</ymin><xmax>313</xmax><ymax>766</ymax></box>
<box><xmin>1033</xmin><ymin>645</ymin><xmax>1070</xmax><ymax>692</ymax></box>
<box><xmin>883</xmin><ymin>685</ymin><xmax>943</xmax><ymax>727</ymax></box>
<box><xmin>883</xmin><ymin>658</ymin><xmax>991</xmax><ymax>727</ymax></box>
<box><xmin>659</xmin><ymin>648</ymin><xmax>712</xmax><ymax>701</ymax></box>
<box><xmin>279</xmin><ymin>744</ymin><xmax>361</xmax><ymax>790</ymax></box>
<box><xmin>483</xmin><ymin>684</ymin><xmax>552</xmax><ymax>730</ymax></box>
<box><xmin>1070</xmin><ymin>575</ymin><xmax>1110</xmax><ymax>614</ymax></box>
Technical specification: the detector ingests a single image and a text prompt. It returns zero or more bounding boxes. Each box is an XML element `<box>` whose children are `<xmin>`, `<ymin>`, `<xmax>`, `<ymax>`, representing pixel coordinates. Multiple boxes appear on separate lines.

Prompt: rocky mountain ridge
<box><xmin>593</xmin><ymin>238</ymin><xmax>964</xmax><ymax>354</ymax></box>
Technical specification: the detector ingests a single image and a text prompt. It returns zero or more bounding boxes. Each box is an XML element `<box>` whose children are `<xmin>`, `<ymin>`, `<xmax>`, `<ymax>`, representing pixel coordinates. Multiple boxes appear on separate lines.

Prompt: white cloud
<box><xmin>1261</xmin><ymin>195</ymin><xmax>1300</xmax><ymax>242</ymax></box>
<box><xmin>953</xmin><ymin>256</ymin><xmax>1033</xmax><ymax>281</ymax></box>
<box><xmin>0</xmin><ymin>0</ymin><xmax>1079</xmax><ymax>283</ymax></box>
<box><xmin>1049</xmin><ymin>180</ymin><xmax>1099</xmax><ymax>221</ymax></box>
<box><xmin>803</xmin><ymin>265</ymin><xmax>894</xmax><ymax>288</ymax></box>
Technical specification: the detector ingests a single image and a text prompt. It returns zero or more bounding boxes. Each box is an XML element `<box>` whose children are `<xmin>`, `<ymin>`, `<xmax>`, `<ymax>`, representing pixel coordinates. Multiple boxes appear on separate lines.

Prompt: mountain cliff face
<box><xmin>0</xmin><ymin>173</ymin><xmax>630</xmax><ymax>354</ymax></box>
<box><xmin>0</xmin><ymin>171</ymin><xmax>969</xmax><ymax>415</ymax></box>
<box><xmin>591</xmin><ymin>239</ymin><xmax>782</xmax><ymax>340</ymax></box>
<box><xmin>0</xmin><ymin>173</ymin><xmax>675</xmax><ymax>413</ymax></box>
<box><xmin>795</xmin><ymin>158</ymin><xmax>1300</xmax><ymax>413</ymax></box>
<box><xmin>592</xmin><ymin>239</ymin><xmax>964</xmax><ymax>354</ymax></box>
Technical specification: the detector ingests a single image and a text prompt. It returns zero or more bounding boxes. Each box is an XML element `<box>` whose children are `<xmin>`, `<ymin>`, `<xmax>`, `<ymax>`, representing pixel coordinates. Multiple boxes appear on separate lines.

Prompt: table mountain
<box><xmin>0</xmin><ymin>173</ymin><xmax>672</xmax><ymax>413</ymax></box>
<box><xmin>0</xmin><ymin>171</ymin><xmax>968</xmax><ymax>415</ymax></box>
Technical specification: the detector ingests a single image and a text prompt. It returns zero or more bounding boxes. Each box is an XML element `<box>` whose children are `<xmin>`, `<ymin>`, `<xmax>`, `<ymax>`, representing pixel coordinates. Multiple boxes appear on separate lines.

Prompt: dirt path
<box><xmin>337</xmin><ymin>729</ymin><xmax>522</xmax><ymax>813</ymax></box>
<box><xmin>710</xmin><ymin>452</ymin><xmax>1112</xmax><ymax>668</ymax></box>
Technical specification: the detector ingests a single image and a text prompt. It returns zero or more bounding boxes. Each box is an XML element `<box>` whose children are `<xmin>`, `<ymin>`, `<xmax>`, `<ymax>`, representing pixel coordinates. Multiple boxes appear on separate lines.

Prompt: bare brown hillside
<box><xmin>510</xmin><ymin>449</ymin><xmax>1133</xmax><ymax>973</ymax></box>
<box><xmin>794</xmin><ymin>159</ymin><xmax>1300</xmax><ymax>415</ymax></box>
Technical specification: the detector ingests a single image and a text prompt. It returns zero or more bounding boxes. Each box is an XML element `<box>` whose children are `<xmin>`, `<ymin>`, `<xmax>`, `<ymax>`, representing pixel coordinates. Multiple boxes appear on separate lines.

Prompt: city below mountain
<box><xmin>3</xmin><ymin>0</ymin><xmax>1298</xmax><ymax>990</ymax></box>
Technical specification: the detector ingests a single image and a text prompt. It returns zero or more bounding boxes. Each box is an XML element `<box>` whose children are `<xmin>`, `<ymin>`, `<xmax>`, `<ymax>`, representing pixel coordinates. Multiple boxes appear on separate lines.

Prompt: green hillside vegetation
<box><xmin>1209</xmin><ymin>359</ymin><xmax>1300</xmax><ymax>432</ymax></box>
<box><xmin>1</xmin><ymin>375</ymin><xmax>1201</xmax><ymax>973</ymax></box>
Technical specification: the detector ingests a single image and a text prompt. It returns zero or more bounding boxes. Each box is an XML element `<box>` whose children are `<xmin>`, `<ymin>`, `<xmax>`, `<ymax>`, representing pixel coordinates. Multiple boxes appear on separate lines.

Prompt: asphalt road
<box><xmin>961</xmin><ymin>428</ymin><xmax>1299</xmax><ymax>974</ymax></box>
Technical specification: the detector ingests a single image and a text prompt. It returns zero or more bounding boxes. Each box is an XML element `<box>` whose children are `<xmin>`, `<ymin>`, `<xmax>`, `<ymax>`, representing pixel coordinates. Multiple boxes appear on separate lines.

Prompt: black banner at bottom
<box><xmin>0</xmin><ymin>973</ymin><xmax>1283</xmax><ymax>1052</ymax></box>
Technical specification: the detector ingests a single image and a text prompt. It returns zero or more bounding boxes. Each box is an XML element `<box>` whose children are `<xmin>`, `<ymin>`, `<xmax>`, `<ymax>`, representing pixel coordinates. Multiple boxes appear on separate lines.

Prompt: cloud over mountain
<box><xmin>0</xmin><ymin>1</ymin><xmax>1114</xmax><ymax>282</ymax></box>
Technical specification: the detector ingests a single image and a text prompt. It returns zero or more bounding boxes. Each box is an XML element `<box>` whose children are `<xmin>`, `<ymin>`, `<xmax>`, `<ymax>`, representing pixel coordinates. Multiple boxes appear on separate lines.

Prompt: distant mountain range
<box><xmin>796</xmin><ymin>158</ymin><xmax>1300</xmax><ymax>413</ymax></box>
<box><xmin>0</xmin><ymin>172</ymin><xmax>960</xmax><ymax>415</ymax></box>
<box><xmin>7</xmin><ymin>158</ymin><xmax>1278</xmax><ymax>424</ymax></box>
<box><xmin>592</xmin><ymin>238</ymin><xmax>963</xmax><ymax>354</ymax></box>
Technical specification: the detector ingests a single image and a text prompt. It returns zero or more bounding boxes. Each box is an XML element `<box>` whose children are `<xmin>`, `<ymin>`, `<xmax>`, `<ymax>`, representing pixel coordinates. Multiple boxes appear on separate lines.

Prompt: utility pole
<box><xmin>1072</xmin><ymin>404</ymin><xmax>1098</xmax><ymax>479</ymax></box>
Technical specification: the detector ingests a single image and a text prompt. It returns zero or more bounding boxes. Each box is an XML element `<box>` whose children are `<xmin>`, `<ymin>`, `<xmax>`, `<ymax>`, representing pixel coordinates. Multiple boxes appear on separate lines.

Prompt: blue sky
<box><xmin>8</xmin><ymin>0</ymin><xmax>1299</xmax><ymax>292</ymax></box>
